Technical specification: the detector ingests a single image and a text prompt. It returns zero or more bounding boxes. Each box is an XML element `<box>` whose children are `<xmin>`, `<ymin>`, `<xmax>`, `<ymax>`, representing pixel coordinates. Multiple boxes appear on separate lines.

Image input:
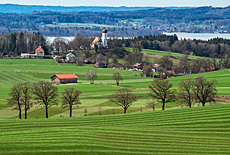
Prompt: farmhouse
<box><xmin>66</xmin><ymin>53</ymin><xmax>75</xmax><ymax>61</ymax></box>
<box><xmin>51</xmin><ymin>74</ymin><xmax>79</xmax><ymax>84</ymax></box>
<box><xmin>35</xmin><ymin>46</ymin><xmax>44</xmax><ymax>57</ymax></box>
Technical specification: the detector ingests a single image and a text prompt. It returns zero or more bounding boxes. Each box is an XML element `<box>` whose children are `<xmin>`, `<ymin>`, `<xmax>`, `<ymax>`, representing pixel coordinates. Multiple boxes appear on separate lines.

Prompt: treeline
<box><xmin>0</xmin><ymin>32</ymin><xmax>49</xmax><ymax>56</ymax></box>
<box><xmin>116</xmin><ymin>34</ymin><xmax>230</xmax><ymax>58</ymax></box>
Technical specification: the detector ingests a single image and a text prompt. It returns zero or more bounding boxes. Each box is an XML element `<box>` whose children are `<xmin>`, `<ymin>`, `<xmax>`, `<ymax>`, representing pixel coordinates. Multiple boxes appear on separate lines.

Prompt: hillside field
<box><xmin>0</xmin><ymin>104</ymin><xmax>229</xmax><ymax>154</ymax></box>
<box><xmin>125</xmin><ymin>47</ymin><xmax>202</xmax><ymax>60</ymax></box>
<box><xmin>0</xmin><ymin>58</ymin><xmax>230</xmax><ymax>119</ymax></box>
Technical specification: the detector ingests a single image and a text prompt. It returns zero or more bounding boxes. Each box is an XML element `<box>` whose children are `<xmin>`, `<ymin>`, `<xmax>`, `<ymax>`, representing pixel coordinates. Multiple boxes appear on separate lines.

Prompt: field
<box><xmin>0</xmin><ymin>104</ymin><xmax>229</xmax><ymax>154</ymax></box>
<box><xmin>1</xmin><ymin>58</ymin><xmax>230</xmax><ymax>119</ymax></box>
<box><xmin>1</xmin><ymin>58</ymin><xmax>230</xmax><ymax>154</ymax></box>
<box><xmin>0</xmin><ymin>59</ymin><xmax>154</xmax><ymax>119</ymax></box>
<box><xmin>125</xmin><ymin>47</ymin><xmax>201</xmax><ymax>60</ymax></box>
<box><xmin>41</xmin><ymin>22</ymin><xmax>119</xmax><ymax>28</ymax></box>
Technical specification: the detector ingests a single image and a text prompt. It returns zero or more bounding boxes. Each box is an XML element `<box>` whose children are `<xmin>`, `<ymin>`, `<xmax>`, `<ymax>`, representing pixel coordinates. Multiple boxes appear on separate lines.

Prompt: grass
<box><xmin>1</xmin><ymin>58</ymin><xmax>230</xmax><ymax>154</ymax></box>
<box><xmin>41</xmin><ymin>22</ymin><xmax>120</xmax><ymax>28</ymax></box>
<box><xmin>1</xmin><ymin>58</ymin><xmax>230</xmax><ymax>119</ymax></box>
<box><xmin>0</xmin><ymin>104</ymin><xmax>229</xmax><ymax>154</ymax></box>
<box><xmin>125</xmin><ymin>47</ymin><xmax>202</xmax><ymax>60</ymax></box>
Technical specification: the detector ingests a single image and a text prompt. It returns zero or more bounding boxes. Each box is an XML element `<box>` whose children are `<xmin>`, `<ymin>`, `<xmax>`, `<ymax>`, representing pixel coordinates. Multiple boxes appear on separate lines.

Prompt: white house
<box><xmin>66</xmin><ymin>53</ymin><xmax>75</xmax><ymax>61</ymax></box>
<box><xmin>21</xmin><ymin>53</ymin><xmax>35</xmax><ymax>58</ymax></box>
<box><xmin>35</xmin><ymin>46</ymin><xmax>44</xmax><ymax>57</ymax></box>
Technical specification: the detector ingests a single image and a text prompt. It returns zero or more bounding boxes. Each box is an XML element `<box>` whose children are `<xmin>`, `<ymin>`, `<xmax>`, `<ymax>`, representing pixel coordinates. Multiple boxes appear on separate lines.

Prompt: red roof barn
<box><xmin>51</xmin><ymin>74</ymin><xmax>79</xmax><ymax>84</ymax></box>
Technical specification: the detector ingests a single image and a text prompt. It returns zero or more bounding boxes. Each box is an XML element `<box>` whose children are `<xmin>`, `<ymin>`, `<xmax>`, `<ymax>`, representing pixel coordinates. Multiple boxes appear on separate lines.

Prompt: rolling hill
<box><xmin>0</xmin><ymin>104</ymin><xmax>229</xmax><ymax>154</ymax></box>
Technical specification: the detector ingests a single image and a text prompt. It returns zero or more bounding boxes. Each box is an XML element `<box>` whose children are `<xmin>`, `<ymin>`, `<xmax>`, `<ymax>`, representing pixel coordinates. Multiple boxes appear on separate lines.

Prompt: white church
<box><xmin>90</xmin><ymin>29</ymin><xmax>108</xmax><ymax>48</ymax></box>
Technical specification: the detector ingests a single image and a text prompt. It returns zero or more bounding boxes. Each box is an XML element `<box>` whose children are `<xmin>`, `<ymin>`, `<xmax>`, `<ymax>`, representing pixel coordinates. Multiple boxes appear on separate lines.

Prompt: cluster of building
<box><xmin>21</xmin><ymin>46</ymin><xmax>46</xmax><ymax>58</ymax></box>
<box><xmin>90</xmin><ymin>29</ymin><xmax>108</xmax><ymax>48</ymax></box>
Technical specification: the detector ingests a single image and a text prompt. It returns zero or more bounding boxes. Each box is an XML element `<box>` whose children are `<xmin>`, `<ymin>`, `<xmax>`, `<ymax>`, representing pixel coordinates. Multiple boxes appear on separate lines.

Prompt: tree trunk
<box><xmin>25</xmin><ymin>109</ymin><xmax>27</xmax><ymax>119</ymax></box>
<box><xmin>189</xmin><ymin>102</ymin><xmax>192</xmax><ymax>108</ymax></box>
<box><xmin>202</xmin><ymin>102</ymin><xmax>205</xmax><ymax>107</ymax></box>
<box><xmin>116</xmin><ymin>82</ymin><xmax>119</xmax><ymax>86</ymax></box>
<box><xmin>45</xmin><ymin>105</ymin><xmax>48</xmax><ymax>118</ymax></box>
<box><xmin>70</xmin><ymin>105</ymin><xmax>72</xmax><ymax>117</ymax></box>
<box><xmin>19</xmin><ymin>105</ymin><xmax>21</xmax><ymax>119</ymax></box>
<box><xmin>124</xmin><ymin>108</ymin><xmax>127</xmax><ymax>114</ymax></box>
<box><xmin>162</xmin><ymin>102</ymin><xmax>165</xmax><ymax>110</ymax></box>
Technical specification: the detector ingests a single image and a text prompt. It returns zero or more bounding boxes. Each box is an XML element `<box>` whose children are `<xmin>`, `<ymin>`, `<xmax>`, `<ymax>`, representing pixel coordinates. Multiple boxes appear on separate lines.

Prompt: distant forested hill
<box><xmin>0</xmin><ymin>4</ymin><xmax>194</xmax><ymax>14</ymax></box>
<box><xmin>0</xmin><ymin>4</ymin><xmax>229</xmax><ymax>37</ymax></box>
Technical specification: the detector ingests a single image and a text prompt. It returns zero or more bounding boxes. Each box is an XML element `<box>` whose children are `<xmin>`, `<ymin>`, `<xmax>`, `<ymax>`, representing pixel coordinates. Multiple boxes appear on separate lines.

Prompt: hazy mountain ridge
<box><xmin>0</xmin><ymin>3</ymin><xmax>195</xmax><ymax>14</ymax></box>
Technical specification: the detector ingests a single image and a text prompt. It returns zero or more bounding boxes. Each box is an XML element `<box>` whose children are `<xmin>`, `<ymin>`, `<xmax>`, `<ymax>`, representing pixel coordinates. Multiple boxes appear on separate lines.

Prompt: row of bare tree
<box><xmin>8</xmin><ymin>76</ymin><xmax>216</xmax><ymax>118</ymax></box>
<box><xmin>110</xmin><ymin>76</ymin><xmax>217</xmax><ymax>113</ymax></box>
<box><xmin>8</xmin><ymin>81</ymin><xmax>81</xmax><ymax>119</ymax></box>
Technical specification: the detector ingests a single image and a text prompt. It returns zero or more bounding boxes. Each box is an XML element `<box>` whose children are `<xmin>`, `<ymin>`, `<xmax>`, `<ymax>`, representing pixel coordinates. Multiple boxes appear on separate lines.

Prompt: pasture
<box><xmin>0</xmin><ymin>104</ymin><xmax>229</xmax><ymax>154</ymax></box>
<box><xmin>41</xmin><ymin>22</ymin><xmax>119</xmax><ymax>28</ymax></box>
<box><xmin>1</xmin><ymin>58</ymin><xmax>230</xmax><ymax>119</ymax></box>
<box><xmin>125</xmin><ymin>47</ymin><xmax>202</xmax><ymax>60</ymax></box>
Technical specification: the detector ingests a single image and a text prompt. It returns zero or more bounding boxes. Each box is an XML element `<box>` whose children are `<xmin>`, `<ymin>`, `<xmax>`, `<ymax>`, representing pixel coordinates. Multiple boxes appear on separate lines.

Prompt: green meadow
<box><xmin>41</xmin><ymin>22</ymin><xmax>119</xmax><ymax>28</ymax></box>
<box><xmin>125</xmin><ymin>47</ymin><xmax>202</xmax><ymax>59</ymax></box>
<box><xmin>0</xmin><ymin>104</ymin><xmax>229</xmax><ymax>154</ymax></box>
<box><xmin>1</xmin><ymin>58</ymin><xmax>230</xmax><ymax>119</ymax></box>
<box><xmin>0</xmin><ymin>58</ymin><xmax>230</xmax><ymax>154</ymax></box>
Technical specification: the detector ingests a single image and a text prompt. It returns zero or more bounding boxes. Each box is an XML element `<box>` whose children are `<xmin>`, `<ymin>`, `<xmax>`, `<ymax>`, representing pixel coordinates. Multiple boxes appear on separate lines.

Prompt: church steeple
<box><xmin>102</xmin><ymin>29</ymin><xmax>107</xmax><ymax>47</ymax></box>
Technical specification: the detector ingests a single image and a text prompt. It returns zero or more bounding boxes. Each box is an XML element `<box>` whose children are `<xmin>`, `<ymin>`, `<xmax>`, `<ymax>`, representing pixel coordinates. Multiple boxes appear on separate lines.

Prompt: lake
<box><xmin>163</xmin><ymin>33</ymin><xmax>230</xmax><ymax>41</ymax></box>
<box><xmin>47</xmin><ymin>33</ymin><xmax>230</xmax><ymax>43</ymax></box>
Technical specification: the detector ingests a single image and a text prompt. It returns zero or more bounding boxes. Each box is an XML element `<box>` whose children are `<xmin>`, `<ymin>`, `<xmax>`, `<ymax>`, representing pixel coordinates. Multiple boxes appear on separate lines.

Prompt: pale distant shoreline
<box><xmin>164</xmin><ymin>32</ymin><xmax>230</xmax><ymax>41</ymax></box>
<box><xmin>47</xmin><ymin>33</ymin><xmax>230</xmax><ymax>43</ymax></box>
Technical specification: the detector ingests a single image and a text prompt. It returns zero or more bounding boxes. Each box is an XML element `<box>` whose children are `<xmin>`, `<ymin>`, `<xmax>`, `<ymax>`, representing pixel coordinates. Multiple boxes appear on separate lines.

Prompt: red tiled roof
<box><xmin>66</xmin><ymin>53</ymin><xmax>72</xmax><ymax>57</ymax></box>
<box><xmin>36</xmin><ymin>46</ymin><xmax>44</xmax><ymax>53</ymax></box>
<box><xmin>132</xmin><ymin>63</ymin><xmax>140</xmax><ymax>67</ymax></box>
<box><xmin>51</xmin><ymin>74</ymin><xmax>79</xmax><ymax>79</ymax></box>
<box><xmin>92</xmin><ymin>38</ymin><xmax>102</xmax><ymax>44</ymax></box>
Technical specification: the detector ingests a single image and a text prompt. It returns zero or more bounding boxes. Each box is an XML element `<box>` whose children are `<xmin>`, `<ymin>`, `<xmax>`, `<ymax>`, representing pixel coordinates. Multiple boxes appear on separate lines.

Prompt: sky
<box><xmin>0</xmin><ymin>0</ymin><xmax>229</xmax><ymax>7</ymax></box>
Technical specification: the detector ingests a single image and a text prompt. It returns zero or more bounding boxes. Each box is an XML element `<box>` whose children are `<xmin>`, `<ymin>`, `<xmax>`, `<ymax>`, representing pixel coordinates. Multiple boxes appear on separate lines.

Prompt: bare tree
<box><xmin>142</xmin><ymin>65</ymin><xmax>153</xmax><ymax>77</ymax></box>
<box><xmin>61</xmin><ymin>88</ymin><xmax>82</xmax><ymax>117</ymax></box>
<box><xmin>192</xmin><ymin>76</ymin><xmax>217</xmax><ymax>106</ymax></box>
<box><xmin>85</xmin><ymin>69</ymin><xmax>97</xmax><ymax>84</ymax></box>
<box><xmin>179</xmin><ymin>55</ymin><xmax>190</xmax><ymax>73</ymax></box>
<box><xmin>76</xmin><ymin>56</ymin><xmax>85</xmax><ymax>66</ymax></box>
<box><xmin>149</xmin><ymin>79</ymin><xmax>175</xmax><ymax>110</ymax></box>
<box><xmin>7</xmin><ymin>84</ymin><xmax>23</xmax><ymax>119</ymax></box>
<box><xmin>51</xmin><ymin>37</ymin><xmax>68</xmax><ymax>54</ymax></box>
<box><xmin>110</xmin><ymin>89</ymin><xmax>137</xmax><ymax>114</ymax></box>
<box><xmin>20</xmin><ymin>82</ymin><xmax>33</xmax><ymax>119</ymax></box>
<box><xmin>190</xmin><ymin>58</ymin><xmax>203</xmax><ymax>73</ymax></box>
<box><xmin>112</xmin><ymin>72</ymin><xmax>123</xmax><ymax>86</ymax></box>
<box><xmin>178</xmin><ymin>78</ymin><xmax>194</xmax><ymax>108</ymax></box>
<box><xmin>146</xmin><ymin>101</ymin><xmax>156</xmax><ymax>111</ymax></box>
<box><xmin>156</xmin><ymin>55</ymin><xmax>173</xmax><ymax>70</ymax></box>
<box><xmin>32</xmin><ymin>81</ymin><xmax>58</xmax><ymax>118</ymax></box>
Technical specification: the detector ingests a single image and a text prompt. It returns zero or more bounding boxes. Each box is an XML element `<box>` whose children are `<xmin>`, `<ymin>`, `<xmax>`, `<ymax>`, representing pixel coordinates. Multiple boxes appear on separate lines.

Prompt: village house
<box><xmin>66</xmin><ymin>53</ymin><xmax>75</xmax><ymax>61</ymax></box>
<box><xmin>132</xmin><ymin>63</ymin><xmax>144</xmax><ymax>70</ymax></box>
<box><xmin>95</xmin><ymin>61</ymin><xmax>108</xmax><ymax>68</ymax></box>
<box><xmin>51</xmin><ymin>74</ymin><xmax>79</xmax><ymax>84</ymax></box>
<box><xmin>35</xmin><ymin>46</ymin><xmax>44</xmax><ymax>57</ymax></box>
<box><xmin>21</xmin><ymin>53</ymin><xmax>35</xmax><ymax>58</ymax></box>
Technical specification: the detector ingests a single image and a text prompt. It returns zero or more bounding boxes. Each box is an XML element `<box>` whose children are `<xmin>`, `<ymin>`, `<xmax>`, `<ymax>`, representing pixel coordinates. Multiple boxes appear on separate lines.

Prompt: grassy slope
<box><xmin>0</xmin><ymin>104</ymin><xmax>229</xmax><ymax>155</ymax></box>
<box><xmin>125</xmin><ymin>47</ymin><xmax>202</xmax><ymax>59</ymax></box>
<box><xmin>1</xmin><ymin>59</ymin><xmax>230</xmax><ymax>119</ymax></box>
<box><xmin>0</xmin><ymin>59</ymin><xmax>153</xmax><ymax>118</ymax></box>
